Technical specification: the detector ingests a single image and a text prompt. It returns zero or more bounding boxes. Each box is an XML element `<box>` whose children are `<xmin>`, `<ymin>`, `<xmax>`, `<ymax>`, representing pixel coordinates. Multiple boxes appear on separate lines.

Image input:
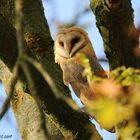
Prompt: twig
<box><xmin>98</xmin><ymin>58</ymin><xmax>108</xmax><ymax>62</ymax></box>
<box><xmin>15</xmin><ymin>0</ymin><xmax>25</xmax><ymax>54</ymax></box>
<box><xmin>139</xmin><ymin>34</ymin><xmax>140</xmax><ymax>48</ymax></box>
<box><xmin>21</xmin><ymin>61</ymin><xmax>50</xmax><ymax>139</ymax></box>
<box><xmin>15</xmin><ymin>0</ymin><xmax>51</xmax><ymax>138</ymax></box>
<box><xmin>15</xmin><ymin>0</ymin><xmax>50</xmax><ymax>139</ymax></box>
<box><xmin>25</xmin><ymin>57</ymin><xmax>63</xmax><ymax>98</ymax></box>
<box><xmin>24</xmin><ymin>56</ymin><xmax>79</xmax><ymax>110</ymax></box>
<box><xmin>0</xmin><ymin>0</ymin><xmax>25</xmax><ymax>120</ymax></box>
<box><xmin>0</xmin><ymin>60</ymin><xmax>19</xmax><ymax>120</ymax></box>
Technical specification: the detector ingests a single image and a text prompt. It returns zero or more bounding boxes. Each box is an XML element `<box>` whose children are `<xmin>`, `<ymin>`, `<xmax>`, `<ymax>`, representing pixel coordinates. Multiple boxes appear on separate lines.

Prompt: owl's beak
<box><xmin>65</xmin><ymin>45</ymin><xmax>75</xmax><ymax>57</ymax></box>
<box><xmin>64</xmin><ymin>45</ymin><xmax>71</xmax><ymax>57</ymax></box>
<box><xmin>69</xmin><ymin>45</ymin><xmax>84</xmax><ymax>57</ymax></box>
<box><xmin>69</xmin><ymin>36</ymin><xmax>82</xmax><ymax>57</ymax></box>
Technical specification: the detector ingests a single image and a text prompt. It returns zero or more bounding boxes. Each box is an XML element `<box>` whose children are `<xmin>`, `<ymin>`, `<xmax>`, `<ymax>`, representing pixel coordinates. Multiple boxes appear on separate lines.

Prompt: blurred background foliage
<box><xmin>77</xmin><ymin>53</ymin><xmax>140</xmax><ymax>139</ymax></box>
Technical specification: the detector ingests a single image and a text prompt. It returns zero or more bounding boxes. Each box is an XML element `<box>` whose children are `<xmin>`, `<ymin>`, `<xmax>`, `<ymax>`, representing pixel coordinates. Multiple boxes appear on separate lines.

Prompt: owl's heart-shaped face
<box><xmin>54</xmin><ymin>27</ymin><xmax>91</xmax><ymax>60</ymax></box>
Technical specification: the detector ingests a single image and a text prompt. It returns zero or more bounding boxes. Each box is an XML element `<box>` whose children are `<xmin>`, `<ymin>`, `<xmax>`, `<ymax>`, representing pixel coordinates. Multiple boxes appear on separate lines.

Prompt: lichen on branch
<box><xmin>90</xmin><ymin>0</ymin><xmax>140</xmax><ymax>69</ymax></box>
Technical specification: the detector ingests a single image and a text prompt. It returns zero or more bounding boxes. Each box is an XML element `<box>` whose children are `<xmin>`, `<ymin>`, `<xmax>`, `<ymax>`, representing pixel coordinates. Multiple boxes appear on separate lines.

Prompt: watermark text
<box><xmin>0</xmin><ymin>135</ymin><xmax>12</xmax><ymax>139</ymax></box>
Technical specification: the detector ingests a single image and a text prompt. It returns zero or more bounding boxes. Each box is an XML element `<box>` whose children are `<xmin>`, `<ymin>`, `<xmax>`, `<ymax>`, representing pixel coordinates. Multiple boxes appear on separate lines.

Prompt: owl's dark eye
<box><xmin>59</xmin><ymin>41</ymin><xmax>64</xmax><ymax>47</ymax></box>
<box><xmin>71</xmin><ymin>37</ymin><xmax>80</xmax><ymax>46</ymax></box>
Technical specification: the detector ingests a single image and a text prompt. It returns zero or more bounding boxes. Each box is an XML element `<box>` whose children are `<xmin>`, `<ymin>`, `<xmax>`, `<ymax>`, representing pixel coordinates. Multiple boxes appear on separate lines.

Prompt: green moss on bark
<box><xmin>0</xmin><ymin>15</ymin><xmax>18</xmax><ymax>69</ymax></box>
<box><xmin>90</xmin><ymin>0</ymin><xmax>139</xmax><ymax>69</ymax></box>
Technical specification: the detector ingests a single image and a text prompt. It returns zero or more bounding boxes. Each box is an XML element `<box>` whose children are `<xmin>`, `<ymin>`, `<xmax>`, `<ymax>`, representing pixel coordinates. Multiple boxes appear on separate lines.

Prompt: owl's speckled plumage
<box><xmin>54</xmin><ymin>27</ymin><xmax>103</xmax><ymax>104</ymax></box>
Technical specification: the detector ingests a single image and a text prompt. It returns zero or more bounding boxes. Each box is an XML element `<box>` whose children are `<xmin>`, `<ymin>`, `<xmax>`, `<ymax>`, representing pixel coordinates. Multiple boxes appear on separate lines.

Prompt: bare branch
<box><xmin>21</xmin><ymin>61</ymin><xmax>50</xmax><ymax>139</ymax></box>
<box><xmin>24</xmin><ymin>56</ymin><xmax>79</xmax><ymax>110</ymax></box>
<box><xmin>14</xmin><ymin>0</ymin><xmax>50</xmax><ymax>138</ymax></box>
<box><xmin>90</xmin><ymin>0</ymin><xmax>139</xmax><ymax>69</ymax></box>
<box><xmin>0</xmin><ymin>59</ymin><xmax>19</xmax><ymax>119</ymax></box>
<box><xmin>15</xmin><ymin>0</ymin><xmax>26</xmax><ymax>54</ymax></box>
<box><xmin>0</xmin><ymin>0</ymin><xmax>25</xmax><ymax>119</ymax></box>
<box><xmin>98</xmin><ymin>58</ymin><xmax>108</xmax><ymax>62</ymax></box>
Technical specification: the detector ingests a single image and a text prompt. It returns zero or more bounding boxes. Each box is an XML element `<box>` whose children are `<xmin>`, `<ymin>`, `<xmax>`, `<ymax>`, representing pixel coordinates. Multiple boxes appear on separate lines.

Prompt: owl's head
<box><xmin>54</xmin><ymin>27</ymin><xmax>92</xmax><ymax>63</ymax></box>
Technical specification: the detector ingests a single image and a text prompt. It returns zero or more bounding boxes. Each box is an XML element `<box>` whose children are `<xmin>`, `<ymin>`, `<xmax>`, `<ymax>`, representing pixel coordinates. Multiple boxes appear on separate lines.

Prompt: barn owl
<box><xmin>54</xmin><ymin>27</ymin><xmax>104</xmax><ymax>104</ymax></box>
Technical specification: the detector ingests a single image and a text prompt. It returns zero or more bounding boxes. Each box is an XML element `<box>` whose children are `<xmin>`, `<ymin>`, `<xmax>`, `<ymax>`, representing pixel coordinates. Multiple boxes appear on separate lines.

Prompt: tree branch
<box><xmin>21</xmin><ymin>61</ymin><xmax>50</xmax><ymax>139</ymax></box>
<box><xmin>0</xmin><ymin>14</ymin><xmax>18</xmax><ymax>69</ymax></box>
<box><xmin>90</xmin><ymin>0</ymin><xmax>140</xmax><ymax>69</ymax></box>
<box><xmin>24</xmin><ymin>56</ymin><xmax>79</xmax><ymax>110</ymax></box>
<box><xmin>14</xmin><ymin>1</ymin><xmax>50</xmax><ymax>138</ymax></box>
<box><xmin>0</xmin><ymin>61</ymin><xmax>19</xmax><ymax>119</ymax></box>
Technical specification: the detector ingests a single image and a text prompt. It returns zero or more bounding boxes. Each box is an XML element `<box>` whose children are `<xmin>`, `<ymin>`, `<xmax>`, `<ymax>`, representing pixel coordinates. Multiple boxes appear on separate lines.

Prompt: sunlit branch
<box><xmin>0</xmin><ymin>0</ymin><xmax>25</xmax><ymax>119</ymax></box>
<box><xmin>0</xmin><ymin>60</ymin><xmax>19</xmax><ymax>120</ymax></box>
<box><xmin>98</xmin><ymin>58</ymin><xmax>108</xmax><ymax>62</ymax></box>
<box><xmin>21</xmin><ymin>62</ymin><xmax>50</xmax><ymax>139</ymax></box>
<box><xmin>15</xmin><ymin>0</ymin><xmax>25</xmax><ymax>54</ymax></box>
<box><xmin>25</xmin><ymin>56</ymin><xmax>79</xmax><ymax>110</ymax></box>
<box><xmin>14</xmin><ymin>0</ymin><xmax>51</xmax><ymax>138</ymax></box>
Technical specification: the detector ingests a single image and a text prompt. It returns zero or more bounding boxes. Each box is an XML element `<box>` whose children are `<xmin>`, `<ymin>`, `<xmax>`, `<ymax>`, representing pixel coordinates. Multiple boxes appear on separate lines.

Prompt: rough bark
<box><xmin>90</xmin><ymin>0</ymin><xmax>140</xmax><ymax>70</ymax></box>
<box><xmin>0</xmin><ymin>0</ymin><xmax>102</xmax><ymax>140</ymax></box>
<box><xmin>0</xmin><ymin>14</ymin><xmax>18</xmax><ymax>69</ymax></box>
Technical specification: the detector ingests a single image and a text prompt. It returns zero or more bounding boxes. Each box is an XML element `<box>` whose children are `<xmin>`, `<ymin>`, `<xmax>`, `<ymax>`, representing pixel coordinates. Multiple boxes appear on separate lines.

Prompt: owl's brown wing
<box><xmin>88</xmin><ymin>54</ymin><xmax>103</xmax><ymax>71</ymax></box>
<box><xmin>63</xmin><ymin>60</ymin><xmax>87</xmax><ymax>84</ymax></box>
<box><xmin>63</xmin><ymin>60</ymin><xmax>94</xmax><ymax>100</ymax></box>
<box><xmin>88</xmin><ymin>54</ymin><xmax>107</xmax><ymax>77</ymax></box>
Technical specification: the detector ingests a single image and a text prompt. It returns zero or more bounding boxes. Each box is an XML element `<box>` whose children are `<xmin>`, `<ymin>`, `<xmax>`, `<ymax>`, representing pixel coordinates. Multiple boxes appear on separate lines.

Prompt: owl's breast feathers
<box><xmin>62</xmin><ymin>58</ymin><xmax>87</xmax><ymax>85</ymax></box>
<box><xmin>61</xmin><ymin>56</ymin><xmax>99</xmax><ymax>100</ymax></box>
